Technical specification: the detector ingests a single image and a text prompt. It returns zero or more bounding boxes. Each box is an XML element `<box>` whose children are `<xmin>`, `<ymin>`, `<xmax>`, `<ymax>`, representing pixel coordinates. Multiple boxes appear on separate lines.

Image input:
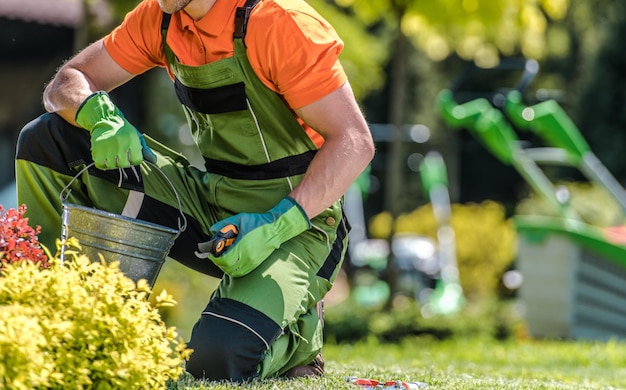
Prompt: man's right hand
<box><xmin>75</xmin><ymin>91</ymin><xmax>156</xmax><ymax>170</ymax></box>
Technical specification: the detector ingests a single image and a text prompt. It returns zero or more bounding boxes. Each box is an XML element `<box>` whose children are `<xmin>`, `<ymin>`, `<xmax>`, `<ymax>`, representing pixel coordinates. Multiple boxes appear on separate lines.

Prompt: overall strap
<box><xmin>161</xmin><ymin>12</ymin><xmax>172</xmax><ymax>34</ymax></box>
<box><xmin>234</xmin><ymin>0</ymin><xmax>262</xmax><ymax>40</ymax></box>
<box><xmin>160</xmin><ymin>0</ymin><xmax>258</xmax><ymax>39</ymax></box>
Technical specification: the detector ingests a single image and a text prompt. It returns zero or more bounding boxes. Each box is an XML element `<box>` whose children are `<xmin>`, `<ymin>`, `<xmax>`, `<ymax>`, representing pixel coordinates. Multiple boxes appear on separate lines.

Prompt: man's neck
<box><xmin>184</xmin><ymin>0</ymin><xmax>218</xmax><ymax>21</ymax></box>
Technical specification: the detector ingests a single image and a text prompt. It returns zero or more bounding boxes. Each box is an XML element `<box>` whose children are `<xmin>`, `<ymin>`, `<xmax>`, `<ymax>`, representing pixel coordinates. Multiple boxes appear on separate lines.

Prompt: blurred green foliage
<box><xmin>573</xmin><ymin>3</ymin><xmax>626</xmax><ymax>181</ymax></box>
<box><xmin>516</xmin><ymin>181</ymin><xmax>626</xmax><ymax>227</ymax></box>
<box><xmin>324</xmin><ymin>297</ymin><xmax>522</xmax><ymax>344</ymax></box>
<box><xmin>308</xmin><ymin>0</ymin><xmax>390</xmax><ymax>101</ymax></box>
<box><xmin>333</xmin><ymin>0</ymin><xmax>570</xmax><ymax>67</ymax></box>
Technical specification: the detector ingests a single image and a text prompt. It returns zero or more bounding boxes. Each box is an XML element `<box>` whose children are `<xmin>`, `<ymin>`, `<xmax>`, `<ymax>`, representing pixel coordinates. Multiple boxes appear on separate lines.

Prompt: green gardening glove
<box><xmin>75</xmin><ymin>91</ymin><xmax>157</xmax><ymax>170</ymax></box>
<box><xmin>195</xmin><ymin>197</ymin><xmax>311</xmax><ymax>277</ymax></box>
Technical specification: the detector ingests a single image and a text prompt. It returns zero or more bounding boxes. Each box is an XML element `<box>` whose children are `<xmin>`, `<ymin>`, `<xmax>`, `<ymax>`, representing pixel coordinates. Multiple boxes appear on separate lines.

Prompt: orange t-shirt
<box><xmin>104</xmin><ymin>0</ymin><xmax>347</xmax><ymax>110</ymax></box>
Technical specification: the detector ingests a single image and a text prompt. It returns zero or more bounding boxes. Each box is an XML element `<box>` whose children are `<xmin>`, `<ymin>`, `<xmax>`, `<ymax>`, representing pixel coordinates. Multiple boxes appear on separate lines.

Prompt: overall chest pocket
<box><xmin>176</xmin><ymin>80</ymin><xmax>259</xmax><ymax>138</ymax></box>
<box><xmin>174</xmin><ymin>80</ymin><xmax>246</xmax><ymax>114</ymax></box>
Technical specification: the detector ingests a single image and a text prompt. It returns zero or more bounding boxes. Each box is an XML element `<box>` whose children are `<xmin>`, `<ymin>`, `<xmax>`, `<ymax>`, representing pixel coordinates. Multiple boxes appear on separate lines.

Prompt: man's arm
<box><xmin>43</xmin><ymin>39</ymin><xmax>135</xmax><ymax>126</ymax></box>
<box><xmin>195</xmin><ymin>81</ymin><xmax>374</xmax><ymax>276</ymax></box>
<box><xmin>291</xmin><ymin>81</ymin><xmax>375</xmax><ymax>219</ymax></box>
<box><xmin>43</xmin><ymin>39</ymin><xmax>156</xmax><ymax>169</ymax></box>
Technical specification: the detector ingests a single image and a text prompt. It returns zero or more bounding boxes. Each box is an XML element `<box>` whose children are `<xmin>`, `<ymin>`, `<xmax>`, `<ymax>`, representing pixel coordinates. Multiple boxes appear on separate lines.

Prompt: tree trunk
<box><xmin>382</xmin><ymin>28</ymin><xmax>410</xmax><ymax>307</ymax></box>
<box><xmin>73</xmin><ymin>1</ymin><xmax>89</xmax><ymax>52</ymax></box>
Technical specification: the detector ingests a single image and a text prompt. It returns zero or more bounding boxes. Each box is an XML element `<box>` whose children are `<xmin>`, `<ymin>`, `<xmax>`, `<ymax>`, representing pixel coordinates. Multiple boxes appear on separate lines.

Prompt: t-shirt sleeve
<box><xmin>102</xmin><ymin>0</ymin><xmax>167</xmax><ymax>75</ymax></box>
<box><xmin>247</xmin><ymin>6</ymin><xmax>348</xmax><ymax>109</ymax></box>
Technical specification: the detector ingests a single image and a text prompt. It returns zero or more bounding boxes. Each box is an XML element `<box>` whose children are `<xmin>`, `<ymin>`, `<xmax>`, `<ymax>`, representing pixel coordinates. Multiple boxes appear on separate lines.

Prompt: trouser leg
<box><xmin>186</xmin><ymin>213</ymin><xmax>349</xmax><ymax>381</ymax></box>
<box><xmin>15</xmin><ymin>113</ymin><xmax>223</xmax><ymax>277</ymax></box>
<box><xmin>16</xmin><ymin>113</ymin><xmax>120</xmax><ymax>251</ymax></box>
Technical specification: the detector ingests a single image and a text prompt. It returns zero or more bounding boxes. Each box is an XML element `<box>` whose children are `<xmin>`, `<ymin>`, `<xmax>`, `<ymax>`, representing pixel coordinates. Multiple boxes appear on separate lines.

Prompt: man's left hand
<box><xmin>195</xmin><ymin>197</ymin><xmax>311</xmax><ymax>277</ymax></box>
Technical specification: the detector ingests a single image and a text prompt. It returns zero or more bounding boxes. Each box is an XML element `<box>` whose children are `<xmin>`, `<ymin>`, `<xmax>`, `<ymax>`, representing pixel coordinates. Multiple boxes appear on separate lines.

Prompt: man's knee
<box><xmin>16</xmin><ymin>114</ymin><xmax>55</xmax><ymax>156</ymax></box>
<box><xmin>16</xmin><ymin>113</ymin><xmax>90</xmax><ymax>175</ymax></box>
<box><xmin>186</xmin><ymin>298</ymin><xmax>282</xmax><ymax>382</ymax></box>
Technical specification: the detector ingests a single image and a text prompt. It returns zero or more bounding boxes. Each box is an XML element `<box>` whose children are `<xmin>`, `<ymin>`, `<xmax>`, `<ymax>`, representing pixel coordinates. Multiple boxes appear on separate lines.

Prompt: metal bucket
<box><xmin>60</xmin><ymin>162</ymin><xmax>187</xmax><ymax>287</ymax></box>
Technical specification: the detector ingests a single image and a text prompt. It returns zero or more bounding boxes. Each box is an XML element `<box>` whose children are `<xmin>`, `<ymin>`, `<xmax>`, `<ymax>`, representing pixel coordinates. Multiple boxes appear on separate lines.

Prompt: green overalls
<box><xmin>160</xmin><ymin>0</ymin><xmax>347</xmax><ymax>379</ymax></box>
<box><xmin>15</xmin><ymin>0</ymin><xmax>348</xmax><ymax>381</ymax></box>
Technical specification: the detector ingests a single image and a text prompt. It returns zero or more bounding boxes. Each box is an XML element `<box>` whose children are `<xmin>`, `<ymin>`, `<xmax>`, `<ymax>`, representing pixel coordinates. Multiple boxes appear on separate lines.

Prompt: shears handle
<box><xmin>204</xmin><ymin>224</ymin><xmax>238</xmax><ymax>257</ymax></box>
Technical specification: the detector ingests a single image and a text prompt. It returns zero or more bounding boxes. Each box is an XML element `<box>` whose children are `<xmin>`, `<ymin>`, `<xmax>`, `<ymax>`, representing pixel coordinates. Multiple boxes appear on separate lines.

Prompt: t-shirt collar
<box><xmin>180</xmin><ymin>0</ymin><xmax>243</xmax><ymax>37</ymax></box>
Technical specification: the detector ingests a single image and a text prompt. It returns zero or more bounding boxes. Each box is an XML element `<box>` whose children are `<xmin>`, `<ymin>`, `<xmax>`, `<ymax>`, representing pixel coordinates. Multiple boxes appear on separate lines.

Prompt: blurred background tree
<box><xmin>329</xmin><ymin>0</ymin><xmax>570</xmax><ymax>213</ymax></box>
<box><xmin>573</xmin><ymin>2</ymin><xmax>626</xmax><ymax>180</ymax></box>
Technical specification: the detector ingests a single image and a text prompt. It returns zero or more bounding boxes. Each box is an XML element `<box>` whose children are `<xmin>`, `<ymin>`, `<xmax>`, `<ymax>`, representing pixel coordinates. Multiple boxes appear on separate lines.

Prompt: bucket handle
<box><xmin>60</xmin><ymin>161</ymin><xmax>187</xmax><ymax>233</ymax></box>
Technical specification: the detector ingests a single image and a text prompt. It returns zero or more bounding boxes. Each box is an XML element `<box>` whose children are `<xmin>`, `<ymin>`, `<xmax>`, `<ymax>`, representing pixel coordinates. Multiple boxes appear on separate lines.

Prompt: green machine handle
<box><xmin>436</xmin><ymin>88</ymin><xmax>580</xmax><ymax>221</ymax></box>
<box><xmin>504</xmin><ymin>91</ymin><xmax>590</xmax><ymax>163</ymax></box>
<box><xmin>504</xmin><ymin>90</ymin><xmax>626</xmax><ymax>213</ymax></box>
<box><xmin>420</xmin><ymin>151</ymin><xmax>451</xmax><ymax>224</ymax></box>
<box><xmin>437</xmin><ymin>89</ymin><xmax>522</xmax><ymax>165</ymax></box>
<box><xmin>420</xmin><ymin>151</ymin><xmax>448</xmax><ymax>199</ymax></box>
<box><xmin>437</xmin><ymin>89</ymin><xmax>488</xmax><ymax>128</ymax></box>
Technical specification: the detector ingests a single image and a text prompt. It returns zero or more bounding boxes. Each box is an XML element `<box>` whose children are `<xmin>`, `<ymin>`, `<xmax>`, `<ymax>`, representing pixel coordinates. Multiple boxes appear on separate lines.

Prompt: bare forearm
<box><xmin>43</xmin><ymin>67</ymin><xmax>95</xmax><ymax>125</ymax></box>
<box><xmin>42</xmin><ymin>39</ymin><xmax>134</xmax><ymax>126</ymax></box>
<box><xmin>290</xmin><ymin>130</ymin><xmax>374</xmax><ymax>219</ymax></box>
<box><xmin>290</xmin><ymin>82</ymin><xmax>375</xmax><ymax>218</ymax></box>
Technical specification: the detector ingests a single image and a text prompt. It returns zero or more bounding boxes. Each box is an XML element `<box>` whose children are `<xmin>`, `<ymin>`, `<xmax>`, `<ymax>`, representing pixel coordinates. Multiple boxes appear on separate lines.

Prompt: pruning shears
<box><xmin>197</xmin><ymin>224</ymin><xmax>238</xmax><ymax>257</ymax></box>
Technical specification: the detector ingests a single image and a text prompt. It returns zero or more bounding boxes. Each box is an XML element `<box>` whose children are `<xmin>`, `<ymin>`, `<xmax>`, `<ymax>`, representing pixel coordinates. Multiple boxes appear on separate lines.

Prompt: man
<box><xmin>15</xmin><ymin>0</ymin><xmax>374</xmax><ymax>381</ymax></box>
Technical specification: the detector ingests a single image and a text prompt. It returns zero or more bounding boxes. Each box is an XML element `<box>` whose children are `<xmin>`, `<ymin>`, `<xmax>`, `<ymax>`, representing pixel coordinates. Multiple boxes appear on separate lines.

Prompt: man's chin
<box><xmin>157</xmin><ymin>0</ymin><xmax>191</xmax><ymax>14</ymax></box>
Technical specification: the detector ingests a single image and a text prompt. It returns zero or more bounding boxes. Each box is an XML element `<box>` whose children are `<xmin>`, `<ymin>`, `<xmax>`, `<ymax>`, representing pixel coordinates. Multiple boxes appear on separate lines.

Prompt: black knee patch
<box><xmin>16</xmin><ymin>113</ymin><xmax>91</xmax><ymax>176</ymax></box>
<box><xmin>186</xmin><ymin>298</ymin><xmax>282</xmax><ymax>381</ymax></box>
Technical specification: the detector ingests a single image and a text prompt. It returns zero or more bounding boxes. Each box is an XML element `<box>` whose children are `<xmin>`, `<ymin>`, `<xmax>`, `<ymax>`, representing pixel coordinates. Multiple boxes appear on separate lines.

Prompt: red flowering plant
<box><xmin>0</xmin><ymin>204</ymin><xmax>50</xmax><ymax>270</ymax></box>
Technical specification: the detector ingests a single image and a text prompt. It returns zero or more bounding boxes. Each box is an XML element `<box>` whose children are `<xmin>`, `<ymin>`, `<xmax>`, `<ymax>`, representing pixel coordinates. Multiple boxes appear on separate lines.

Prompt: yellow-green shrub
<box><xmin>516</xmin><ymin>181</ymin><xmax>625</xmax><ymax>227</ymax></box>
<box><xmin>369</xmin><ymin>201</ymin><xmax>517</xmax><ymax>301</ymax></box>
<box><xmin>0</xmin><ymin>239</ymin><xmax>191</xmax><ymax>390</ymax></box>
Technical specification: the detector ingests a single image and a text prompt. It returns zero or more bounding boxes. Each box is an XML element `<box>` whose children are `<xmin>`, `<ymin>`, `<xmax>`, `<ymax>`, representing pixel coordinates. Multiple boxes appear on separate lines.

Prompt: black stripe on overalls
<box><xmin>161</xmin><ymin>0</ymin><xmax>259</xmax><ymax>113</ymax></box>
<box><xmin>317</xmin><ymin>213</ymin><xmax>351</xmax><ymax>280</ymax></box>
<box><xmin>203</xmin><ymin>151</ymin><xmax>317</xmax><ymax>180</ymax></box>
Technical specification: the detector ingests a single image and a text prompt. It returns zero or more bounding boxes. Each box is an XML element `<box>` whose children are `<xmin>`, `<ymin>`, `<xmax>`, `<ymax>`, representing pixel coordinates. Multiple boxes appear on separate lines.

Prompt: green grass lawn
<box><xmin>169</xmin><ymin>336</ymin><xmax>626</xmax><ymax>389</ymax></box>
<box><xmin>155</xmin><ymin>262</ymin><xmax>625</xmax><ymax>389</ymax></box>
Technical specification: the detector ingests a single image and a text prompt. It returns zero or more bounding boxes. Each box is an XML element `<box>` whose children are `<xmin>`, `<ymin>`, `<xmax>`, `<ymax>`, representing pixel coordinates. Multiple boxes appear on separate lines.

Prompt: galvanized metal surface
<box><xmin>61</xmin><ymin>203</ymin><xmax>178</xmax><ymax>287</ymax></box>
<box><xmin>59</xmin><ymin>162</ymin><xmax>186</xmax><ymax>287</ymax></box>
